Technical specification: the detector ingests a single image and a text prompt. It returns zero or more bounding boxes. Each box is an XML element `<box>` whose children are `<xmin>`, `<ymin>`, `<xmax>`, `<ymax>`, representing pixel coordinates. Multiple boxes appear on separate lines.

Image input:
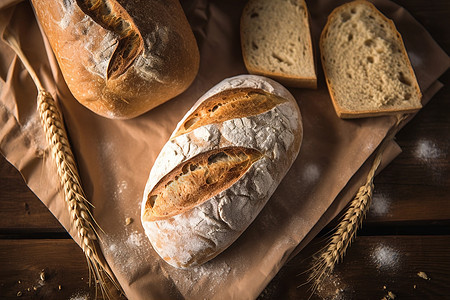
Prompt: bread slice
<box><xmin>320</xmin><ymin>0</ymin><xmax>422</xmax><ymax>118</ymax></box>
<box><xmin>240</xmin><ymin>0</ymin><xmax>316</xmax><ymax>89</ymax></box>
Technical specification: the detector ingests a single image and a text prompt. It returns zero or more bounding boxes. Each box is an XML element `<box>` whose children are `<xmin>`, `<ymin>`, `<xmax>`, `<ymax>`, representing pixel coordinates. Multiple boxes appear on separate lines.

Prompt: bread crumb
<box><xmin>58</xmin><ymin>284</ymin><xmax>62</xmax><ymax>290</ymax></box>
<box><xmin>315</xmin><ymin>273</ymin><xmax>347</xmax><ymax>299</ymax></box>
<box><xmin>40</xmin><ymin>270</ymin><xmax>46</xmax><ymax>281</ymax></box>
<box><xmin>16</xmin><ymin>291</ymin><xmax>22</xmax><ymax>297</ymax></box>
<box><xmin>413</xmin><ymin>284</ymin><xmax>417</xmax><ymax>289</ymax></box>
<box><xmin>381</xmin><ymin>291</ymin><xmax>396</xmax><ymax>300</ymax></box>
<box><xmin>417</xmin><ymin>271</ymin><xmax>430</xmax><ymax>280</ymax></box>
<box><xmin>125</xmin><ymin>217</ymin><xmax>133</xmax><ymax>225</ymax></box>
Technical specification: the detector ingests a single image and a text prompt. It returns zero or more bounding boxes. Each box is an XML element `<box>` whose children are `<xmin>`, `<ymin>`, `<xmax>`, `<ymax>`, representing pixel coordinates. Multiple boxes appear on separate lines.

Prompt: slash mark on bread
<box><xmin>172</xmin><ymin>88</ymin><xmax>287</xmax><ymax>139</ymax></box>
<box><xmin>77</xmin><ymin>0</ymin><xmax>143</xmax><ymax>80</ymax></box>
<box><xmin>144</xmin><ymin>147</ymin><xmax>263</xmax><ymax>221</ymax></box>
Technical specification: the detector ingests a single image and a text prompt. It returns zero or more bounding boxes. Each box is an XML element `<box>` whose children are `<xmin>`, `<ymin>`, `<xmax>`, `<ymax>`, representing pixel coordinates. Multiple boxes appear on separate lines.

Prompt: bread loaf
<box><xmin>31</xmin><ymin>0</ymin><xmax>199</xmax><ymax>119</ymax></box>
<box><xmin>320</xmin><ymin>0</ymin><xmax>422</xmax><ymax>118</ymax></box>
<box><xmin>141</xmin><ymin>75</ymin><xmax>303</xmax><ymax>268</ymax></box>
<box><xmin>240</xmin><ymin>0</ymin><xmax>316</xmax><ymax>89</ymax></box>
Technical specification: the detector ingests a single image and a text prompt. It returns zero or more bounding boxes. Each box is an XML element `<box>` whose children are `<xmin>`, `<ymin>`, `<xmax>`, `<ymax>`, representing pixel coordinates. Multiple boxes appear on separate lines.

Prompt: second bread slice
<box><xmin>320</xmin><ymin>0</ymin><xmax>422</xmax><ymax>118</ymax></box>
<box><xmin>240</xmin><ymin>0</ymin><xmax>316</xmax><ymax>89</ymax></box>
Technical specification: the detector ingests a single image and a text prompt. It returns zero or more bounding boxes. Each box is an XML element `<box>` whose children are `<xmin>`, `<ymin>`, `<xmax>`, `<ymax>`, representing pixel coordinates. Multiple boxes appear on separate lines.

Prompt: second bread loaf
<box><xmin>31</xmin><ymin>0</ymin><xmax>200</xmax><ymax>119</ymax></box>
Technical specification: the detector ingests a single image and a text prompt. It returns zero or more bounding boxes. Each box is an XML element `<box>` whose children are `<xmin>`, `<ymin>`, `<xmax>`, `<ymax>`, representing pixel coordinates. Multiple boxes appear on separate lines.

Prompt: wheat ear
<box><xmin>308</xmin><ymin>115</ymin><xmax>406</xmax><ymax>291</ymax></box>
<box><xmin>3</xmin><ymin>28</ymin><xmax>122</xmax><ymax>298</ymax></box>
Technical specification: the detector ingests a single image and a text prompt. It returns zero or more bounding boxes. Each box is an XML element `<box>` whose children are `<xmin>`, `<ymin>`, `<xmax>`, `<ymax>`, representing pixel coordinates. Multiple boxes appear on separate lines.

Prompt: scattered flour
<box><xmin>118</xmin><ymin>180</ymin><xmax>128</xmax><ymax>194</ymax></box>
<box><xmin>22</xmin><ymin>114</ymin><xmax>48</xmax><ymax>156</ymax></box>
<box><xmin>126</xmin><ymin>231</ymin><xmax>144</xmax><ymax>248</ymax></box>
<box><xmin>170</xmin><ymin>261</ymin><xmax>231</xmax><ymax>295</ymax></box>
<box><xmin>370</xmin><ymin>193</ymin><xmax>391</xmax><ymax>217</ymax></box>
<box><xmin>109</xmin><ymin>243</ymin><xmax>118</xmax><ymax>252</ymax></box>
<box><xmin>104</xmin><ymin>230</ymin><xmax>148</xmax><ymax>277</ymax></box>
<box><xmin>302</xmin><ymin>163</ymin><xmax>321</xmax><ymax>184</ymax></box>
<box><xmin>191</xmin><ymin>261</ymin><xmax>231</xmax><ymax>283</ymax></box>
<box><xmin>97</xmin><ymin>141</ymin><xmax>124</xmax><ymax>175</ymax></box>
<box><xmin>371</xmin><ymin>244</ymin><xmax>400</xmax><ymax>271</ymax></box>
<box><xmin>113</xmin><ymin>180</ymin><xmax>128</xmax><ymax>201</ymax></box>
<box><xmin>69</xmin><ymin>291</ymin><xmax>89</xmax><ymax>300</ymax></box>
<box><xmin>415</xmin><ymin>139</ymin><xmax>442</xmax><ymax>161</ymax></box>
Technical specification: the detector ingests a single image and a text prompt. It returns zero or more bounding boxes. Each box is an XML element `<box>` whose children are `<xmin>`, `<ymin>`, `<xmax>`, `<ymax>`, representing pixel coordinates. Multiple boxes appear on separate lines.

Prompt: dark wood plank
<box><xmin>0</xmin><ymin>239</ymin><xmax>94</xmax><ymax>299</ymax></box>
<box><xmin>393</xmin><ymin>0</ymin><xmax>450</xmax><ymax>52</ymax></box>
<box><xmin>366</xmin><ymin>71</ymin><xmax>450</xmax><ymax>224</ymax></box>
<box><xmin>1</xmin><ymin>236</ymin><xmax>449</xmax><ymax>300</ymax></box>
<box><xmin>261</xmin><ymin>235</ymin><xmax>450</xmax><ymax>299</ymax></box>
<box><xmin>0</xmin><ymin>156</ymin><xmax>65</xmax><ymax>233</ymax></box>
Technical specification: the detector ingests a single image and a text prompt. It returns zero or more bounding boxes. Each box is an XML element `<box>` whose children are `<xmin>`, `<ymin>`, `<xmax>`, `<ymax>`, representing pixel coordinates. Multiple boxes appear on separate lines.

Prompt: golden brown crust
<box><xmin>242</xmin><ymin>58</ymin><xmax>317</xmax><ymax>89</ymax></box>
<box><xmin>320</xmin><ymin>0</ymin><xmax>422</xmax><ymax>119</ymax></box>
<box><xmin>143</xmin><ymin>147</ymin><xmax>263</xmax><ymax>221</ymax></box>
<box><xmin>76</xmin><ymin>0</ymin><xmax>144</xmax><ymax>80</ymax></box>
<box><xmin>31</xmin><ymin>0</ymin><xmax>199</xmax><ymax>119</ymax></box>
<box><xmin>172</xmin><ymin>88</ymin><xmax>288</xmax><ymax>139</ymax></box>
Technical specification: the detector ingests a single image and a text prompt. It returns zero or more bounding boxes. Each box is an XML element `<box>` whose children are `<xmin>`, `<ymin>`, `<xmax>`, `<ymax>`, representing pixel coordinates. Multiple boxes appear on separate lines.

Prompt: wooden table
<box><xmin>1</xmin><ymin>1</ymin><xmax>449</xmax><ymax>299</ymax></box>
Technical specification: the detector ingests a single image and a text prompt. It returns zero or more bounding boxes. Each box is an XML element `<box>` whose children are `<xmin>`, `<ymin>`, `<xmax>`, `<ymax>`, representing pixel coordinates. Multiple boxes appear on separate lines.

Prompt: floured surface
<box><xmin>0</xmin><ymin>0</ymin><xmax>448</xmax><ymax>299</ymax></box>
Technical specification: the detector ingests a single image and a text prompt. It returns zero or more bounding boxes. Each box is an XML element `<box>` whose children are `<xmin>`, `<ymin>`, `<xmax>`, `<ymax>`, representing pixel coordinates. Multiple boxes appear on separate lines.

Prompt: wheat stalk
<box><xmin>308</xmin><ymin>114</ymin><xmax>406</xmax><ymax>292</ymax></box>
<box><xmin>3</xmin><ymin>28</ymin><xmax>122</xmax><ymax>298</ymax></box>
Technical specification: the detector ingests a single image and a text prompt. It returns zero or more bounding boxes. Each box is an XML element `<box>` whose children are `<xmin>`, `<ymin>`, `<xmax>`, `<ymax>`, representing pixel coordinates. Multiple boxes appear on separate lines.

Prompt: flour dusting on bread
<box><xmin>56</xmin><ymin>0</ymin><xmax>75</xmax><ymax>30</ymax></box>
<box><xmin>141</xmin><ymin>75</ymin><xmax>303</xmax><ymax>268</ymax></box>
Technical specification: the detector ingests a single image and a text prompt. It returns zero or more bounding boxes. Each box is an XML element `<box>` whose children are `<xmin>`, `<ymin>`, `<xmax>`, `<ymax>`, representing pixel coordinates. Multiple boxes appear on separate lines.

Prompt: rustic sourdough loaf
<box><xmin>141</xmin><ymin>75</ymin><xmax>303</xmax><ymax>268</ymax></box>
<box><xmin>240</xmin><ymin>0</ymin><xmax>316</xmax><ymax>89</ymax></box>
<box><xmin>320</xmin><ymin>0</ymin><xmax>422</xmax><ymax>118</ymax></box>
<box><xmin>31</xmin><ymin>0</ymin><xmax>199</xmax><ymax>119</ymax></box>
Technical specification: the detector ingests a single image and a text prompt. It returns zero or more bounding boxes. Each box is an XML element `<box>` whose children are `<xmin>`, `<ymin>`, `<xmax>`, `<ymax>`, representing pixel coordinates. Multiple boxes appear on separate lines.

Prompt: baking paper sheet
<box><xmin>0</xmin><ymin>0</ymin><xmax>448</xmax><ymax>299</ymax></box>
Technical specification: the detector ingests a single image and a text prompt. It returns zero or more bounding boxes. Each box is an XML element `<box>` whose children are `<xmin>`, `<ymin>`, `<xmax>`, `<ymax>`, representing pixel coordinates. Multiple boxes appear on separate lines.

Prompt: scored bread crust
<box><xmin>240</xmin><ymin>0</ymin><xmax>317</xmax><ymax>89</ymax></box>
<box><xmin>141</xmin><ymin>75</ymin><xmax>303</xmax><ymax>268</ymax></box>
<box><xmin>31</xmin><ymin>0</ymin><xmax>199</xmax><ymax>119</ymax></box>
<box><xmin>320</xmin><ymin>0</ymin><xmax>422</xmax><ymax>118</ymax></box>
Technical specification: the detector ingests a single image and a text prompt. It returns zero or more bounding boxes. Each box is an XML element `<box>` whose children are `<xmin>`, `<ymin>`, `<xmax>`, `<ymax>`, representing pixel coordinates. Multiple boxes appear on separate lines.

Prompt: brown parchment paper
<box><xmin>0</xmin><ymin>0</ymin><xmax>448</xmax><ymax>299</ymax></box>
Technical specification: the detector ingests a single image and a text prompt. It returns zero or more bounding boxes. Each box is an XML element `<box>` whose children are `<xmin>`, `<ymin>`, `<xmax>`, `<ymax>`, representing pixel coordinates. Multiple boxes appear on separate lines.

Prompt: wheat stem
<box><xmin>308</xmin><ymin>115</ymin><xmax>406</xmax><ymax>291</ymax></box>
<box><xmin>3</xmin><ymin>27</ymin><xmax>122</xmax><ymax>298</ymax></box>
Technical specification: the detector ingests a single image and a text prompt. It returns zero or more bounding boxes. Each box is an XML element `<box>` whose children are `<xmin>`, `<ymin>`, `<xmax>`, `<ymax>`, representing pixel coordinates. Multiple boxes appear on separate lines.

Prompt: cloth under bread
<box><xmin>0</xmin><ymin>0</ymin><xmax>448</xmax><ymax>299</ymax></box>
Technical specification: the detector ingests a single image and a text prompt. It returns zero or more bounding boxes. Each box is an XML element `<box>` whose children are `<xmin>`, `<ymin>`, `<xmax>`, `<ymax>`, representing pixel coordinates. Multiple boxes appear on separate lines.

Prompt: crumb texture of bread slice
<box><xmin>241</xmin><ymin>0</ymin><xmax>316</xmax><ymax>88</ymax></box>
<box><xmin>321</xmin><ymin>1</ymin><xmax>421</xmax><ymax>117</ymax></box>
